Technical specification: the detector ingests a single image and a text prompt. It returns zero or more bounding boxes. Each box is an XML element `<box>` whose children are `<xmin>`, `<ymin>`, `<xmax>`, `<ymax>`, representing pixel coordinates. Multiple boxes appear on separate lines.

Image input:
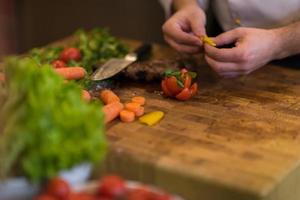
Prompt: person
<box><xmin>159</xmin><ymin>0</ymin><xmax>300</xmax><ymax>78</ymax></box>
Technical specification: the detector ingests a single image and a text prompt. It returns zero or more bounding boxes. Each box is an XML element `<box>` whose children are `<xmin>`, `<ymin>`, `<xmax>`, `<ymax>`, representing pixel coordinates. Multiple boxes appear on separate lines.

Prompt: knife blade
<box><xmin>90</xmin><ymin>43</ymin><xmax>152</xmax><ymax>81</ymax></box>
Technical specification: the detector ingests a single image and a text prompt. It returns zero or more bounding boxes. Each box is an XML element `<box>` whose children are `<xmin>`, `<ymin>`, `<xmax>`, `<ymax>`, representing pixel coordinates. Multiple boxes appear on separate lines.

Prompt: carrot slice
<box><xmin>55</xmin><ymin>67</ymin><xmax>86</xmax><ymax>80</ymax></box>
<box><xmin>125</xmin><ymin>102</ymin><xmax>141</xmax><ymax>113</ymax></box>
<box><xmin>135</xmin><ymin>106</ymin><xmax>145</xmax><ymax>117</ymax></box>
<box><xmin>120</xmin><ymin>110</ymin><xmax>135</xmax><ymax>123</ymax></box>
<box><xmin>131</xmin><ymin>96</ymin><xmax>146</xmax><ymax>106</ymax></box>
<box><xmin>102</xmin><ymin>102</ymin><xmax>124</xmax><ymax>123</ymax></box>
<box><xmin>100</xmin><ymin>89</ymin><xmax>120</xmax><ymax>105</ymax></box>
<box><xmin>82</xmin><ymin>90</ymin><xmax>91</xmax><ymax>102</ymax></box>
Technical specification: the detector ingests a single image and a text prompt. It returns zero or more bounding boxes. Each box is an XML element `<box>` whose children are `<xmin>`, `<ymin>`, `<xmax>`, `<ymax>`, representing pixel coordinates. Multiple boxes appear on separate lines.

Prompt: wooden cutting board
<box><xmin>97</xmin><ymin>40</ymin><xmax>300</xmax><ymax>200</ymax></box>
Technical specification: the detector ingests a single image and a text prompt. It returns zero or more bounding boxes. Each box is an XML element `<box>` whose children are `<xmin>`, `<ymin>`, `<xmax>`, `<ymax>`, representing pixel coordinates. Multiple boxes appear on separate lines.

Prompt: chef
<box><xmin>159</xmin><ymin>0</ymin><xmax>300</xmax><ymax>77</ymax></box>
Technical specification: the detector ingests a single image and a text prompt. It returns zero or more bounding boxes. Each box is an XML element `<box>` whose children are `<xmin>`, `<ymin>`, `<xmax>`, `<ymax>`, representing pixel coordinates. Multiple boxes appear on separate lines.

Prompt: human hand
<box><xmin>162</xmin><ymin>5</ymin><xmax>206</xmax><ymax>54</ymax></box>
<box><xmin>204</xmin><ymin>27</ymin><xmax>278</xmax><ymax>78</ymax></box>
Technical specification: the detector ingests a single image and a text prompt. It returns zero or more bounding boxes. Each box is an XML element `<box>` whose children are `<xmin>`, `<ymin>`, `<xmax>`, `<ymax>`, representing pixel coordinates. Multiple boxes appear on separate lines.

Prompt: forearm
<box><xmin>273</xmin><ymin>21</ymin><xmax>300</xmax><ymax>59</ymax></box>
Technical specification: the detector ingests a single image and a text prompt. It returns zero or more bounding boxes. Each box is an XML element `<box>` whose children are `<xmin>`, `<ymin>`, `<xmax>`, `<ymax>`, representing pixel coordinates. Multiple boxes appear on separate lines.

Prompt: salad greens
<box><xmin>0</xmin><ymin>57</ymin><xmax>106</xmax><ymax>183</ymax></box>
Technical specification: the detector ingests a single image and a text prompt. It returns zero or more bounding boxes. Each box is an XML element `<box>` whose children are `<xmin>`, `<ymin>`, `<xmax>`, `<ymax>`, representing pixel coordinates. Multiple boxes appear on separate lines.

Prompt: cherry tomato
<box><xmin>161</xmin><ymin>79</ymin><xmax>173</xmax><ymax>97</ymax></box>
<box><xmin>175</xmin><ymin>88</ymin><xmax>192</xmax><ymax>101</ymax></box>
<box><xmin>60</xmin><ymin>47</ymin><xmax>81</xmax><ymax>62</ymax></box>
<box><xmin>98</xmin><ymin>175</ymin><xmax>126</xmax><ymax>198</ymax></box>
<box><xmin>35</xmin><ymin>194</ymin><xmax>57</xmax><ymax>200</ymax></box>
<box><xmin>67</xmin><ymin>192</ymin><xmax>98</xmax><ymax>200</ymax></box>
<box><xmin>165</xmin><ymin>76</ymin><xmax>182</xmax><ymax>95</ymax></box>
<box><xmin>46</xmin><ymin>177</ymin><xmax>71</xmax><ymax>200</ymax></box>
<box><xmin>183</xmin><ymin>73</ymin><xmax>192</xmax><ymax>88</ymax></box>
<box><xmin>52</xmin><ymin>60</ymin><xmax>66</xmax><ymax>68</ymax></box>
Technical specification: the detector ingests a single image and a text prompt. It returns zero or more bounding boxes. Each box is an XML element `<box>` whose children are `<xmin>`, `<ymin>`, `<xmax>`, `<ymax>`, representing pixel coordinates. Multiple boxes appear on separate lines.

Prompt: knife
<box><xmin>91</xmin><ymin>43</ymin><xmax>152</xmax><ymax>81</ymax></box>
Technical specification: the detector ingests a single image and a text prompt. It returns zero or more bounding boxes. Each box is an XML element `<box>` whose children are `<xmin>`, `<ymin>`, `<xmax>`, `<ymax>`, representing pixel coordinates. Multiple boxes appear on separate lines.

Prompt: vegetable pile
<box><xmin>36</xmin><ymin>175</ymin><xmax>173</xmax><ymax>200</ymax></box>
<box><xmin>161</xmin><ymin>68</ymin><xmax>198</xmax><ymax>101</ymax></box>
<box><xmin>0</xmin><ymin>57</ymin><xmax>106</xmax><ymax>183</ymax></box>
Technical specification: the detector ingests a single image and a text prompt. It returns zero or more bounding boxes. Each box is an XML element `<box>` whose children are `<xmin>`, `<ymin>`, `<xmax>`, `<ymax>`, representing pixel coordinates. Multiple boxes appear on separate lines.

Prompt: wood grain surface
<box><xmin>98</xmin><ymin>40</ymin><xmax>300</xmax><ymax>200</ymax></box>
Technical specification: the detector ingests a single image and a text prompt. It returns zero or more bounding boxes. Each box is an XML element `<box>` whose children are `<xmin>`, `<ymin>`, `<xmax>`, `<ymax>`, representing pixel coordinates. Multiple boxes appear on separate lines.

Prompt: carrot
<box><xmin>55</xmin><ymin>67</ymin><xmax>86</xmax><ymax>80</ymax></box>
<box><xmin>0</xmin><ymin>73</ymin><xmax>5</xmax><ymax>83</ymax></box>
<box><xmin>82</xmin><ymin>90</ymin><xmax>91</xmax><ymax>102</ymax></box>
<box><xmin>100</xmin><ymin>89</ymin><xmax>120</xmax><ymax>105</ymax></box>
<box><xmin>120</xmin><ymin>110</ymin><xmax>135</xmax><ymax>123</ymax></box>
<box><xmin>102</xmin><ymin>101</ymin><xmax>124</xmax><ymax>123</ymax></box>
<box><xmin>135</xmin><ymin>106</ymin><xmax>145</xmax><ymax>117</ymax></box>
<box><xmin>131</xmin><ymin>96</ymin><xmax>146</xmax><ymax>106</ymax></box>
<box><xmin>125</xmin><ymin>102</ymin><xmax>141</xmax><ymax>113</ymax></box>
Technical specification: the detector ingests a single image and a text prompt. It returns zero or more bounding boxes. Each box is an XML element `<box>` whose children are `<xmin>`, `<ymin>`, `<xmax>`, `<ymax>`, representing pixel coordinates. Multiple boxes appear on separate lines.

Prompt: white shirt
<box><xmin>159</xmin><ymin>0</ymin><xmax>300</xmax><ymax>31</ymax></box>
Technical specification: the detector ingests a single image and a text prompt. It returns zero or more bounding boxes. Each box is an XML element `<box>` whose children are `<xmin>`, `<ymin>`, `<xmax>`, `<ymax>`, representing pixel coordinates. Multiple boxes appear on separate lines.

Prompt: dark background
<box><xmin>15</xmin><ymin>0</ymin><xmax>166</xmax><ymax>53</ymax></box>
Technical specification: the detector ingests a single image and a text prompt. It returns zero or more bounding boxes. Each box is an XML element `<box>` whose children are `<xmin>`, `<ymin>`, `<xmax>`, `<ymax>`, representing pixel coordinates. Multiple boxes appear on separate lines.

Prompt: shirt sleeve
<box><xmin>158</xmin><ymin>0</ymin><xmax>210</xmax><ymax>18</ymax></box>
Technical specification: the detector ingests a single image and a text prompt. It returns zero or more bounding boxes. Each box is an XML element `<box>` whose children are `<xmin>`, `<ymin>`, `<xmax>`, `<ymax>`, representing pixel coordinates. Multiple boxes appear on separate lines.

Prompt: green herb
<box><xmin>0</xmin><ymin>57</ymin><xmax>106</xmax><ymax>183</ymax></box>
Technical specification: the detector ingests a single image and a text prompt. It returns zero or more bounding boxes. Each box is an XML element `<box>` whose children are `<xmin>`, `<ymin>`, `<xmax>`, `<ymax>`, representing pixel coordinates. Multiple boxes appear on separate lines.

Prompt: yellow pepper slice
<box><xmin>139</xmin><ymin>111</ymin><xmax>164</xmax><ymax>126</ymax></box>
<box><xmin>201</xmin><ymin>36</ymin><xmax>216</xmax><ymax>47</ymax></box>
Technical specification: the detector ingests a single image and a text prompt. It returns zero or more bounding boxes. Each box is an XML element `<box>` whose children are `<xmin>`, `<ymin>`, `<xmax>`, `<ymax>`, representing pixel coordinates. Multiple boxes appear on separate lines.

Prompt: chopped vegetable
<box><xmin>131</xmin><ymin>96</ymin><xmax>146</xmax><ymax>106</ymax></box>
<box><xmin>202</xmin><ymin>36</ymin><xmax>216</xmax><ymax>47</ymax></box>
<box><xmin>0</xmin><ymin>72</ymin><xmax>5</xmax><ymax>82</ymax></box>
<box><xmin>139</xmin><ymin>111</ymin><xmax>164</xmax><ymax>126</ymax></box>
<box><xmin>135</xmin><ymin>106</ymin><xmax>145</xmax><ymax>117</ymax></box>
<box><xmin>82</xmin><ymin>90</ymin><xmax>91</xmax><ymax>102</ymax></box>
<box><xmin>125</xmin><ymin>102</ymin><xmax>141</xmax><ymax>114</ymax></box>
<box><xmin>59</xmin><ymin>47</ymin><xmax>82</xmax><ymax>63</ymax></box>
<box><xmin>46</xmin><ymin>177</ymin><xmax>71</xmax><ymax>200</ymax></box>
<box><xmin>161</xmin><ymin>68</ymin><xmax>198</xmax><ymax>101</ymax></box>
<box><xmin>120</xmin><ymin>110</ymin><xmax>135</xmax><ymax>123</ymax></box>
<box><xmin>98</xmin><ymin>175</ymin><xmax>126</xmax><ymax>198</ymax></box>
<box><xmin>100</xmin><ymin>89</ymin><xmax>120</xmax><ymax>104</ymax></box>
<box><xmin>55</xmin><ymin>67</ymin><xmax>86</xmax><ymax>80</ymax></box>
<box><xmin>0</xmin><ymin>57</ymin><xmax>106</xmax><ymax>183</ymax></box>
<box><xmin>102</xmin><ymin>101</ymin><xmax>124</xmax><ymax>123</ymax></box>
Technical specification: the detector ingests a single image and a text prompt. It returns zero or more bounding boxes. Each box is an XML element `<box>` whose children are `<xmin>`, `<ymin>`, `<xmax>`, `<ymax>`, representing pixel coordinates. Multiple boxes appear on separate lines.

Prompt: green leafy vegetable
<box><xmin>0</xmin><ymin>57</ymin><xmax>106</xmax><ymax>183</ymax></box>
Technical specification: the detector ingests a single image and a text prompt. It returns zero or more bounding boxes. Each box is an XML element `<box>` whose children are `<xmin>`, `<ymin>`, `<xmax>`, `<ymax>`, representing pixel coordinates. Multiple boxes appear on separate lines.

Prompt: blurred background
<box><xmin>0</xmin><ymin>0</ymin><xmax>166</xmax><ymax>60</ymax></box>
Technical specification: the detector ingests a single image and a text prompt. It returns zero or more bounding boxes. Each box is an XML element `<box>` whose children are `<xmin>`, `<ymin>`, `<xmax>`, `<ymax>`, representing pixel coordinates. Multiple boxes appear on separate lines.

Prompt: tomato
<box><xmin>67</xmin><ymin>192</ymin><xmax>98</xmax><ymax>200</ymax></box>
<box><xmin>161</xmin><ymin>79</ymin><xmax>172</xmax><ymax>97</ymax></box>
<box><xmin>52</xmin><ymin>60</ymin><xmax>66</xmax><ymax>68</ymax></box>
<box><xmin>46</xmin><ymin>177</ymin><xmax>71</xmax><ymax>200</ymax></box>
<box><xmin>183</xmin><ymin>73</ymin><xmax>192</xmax><ymax>88</ymax></box>
<box><xmin>190</xmin><ymin>83</ymin><xmax>198</xmax><ymax>96</ymax></box>
<box><xmin>35</xmin><ymin>194</ymin><xmax>57</xmax><ymax>200</ymax></box>
<box><xmin>98</xmin><ymin>175</ymin><xmax>126</xmax><ymax>198</ymax></box>
<box><xmin>127</xmin><ymin>188</ymin><xmax>153</xmax><ymax>200</ymax></box>
<box><xmin>165</xmin><ymin>76</ymin><xmax>182</xmax><ymax>95</ymax></box>
<box><xmin>60</xmin><ymin>47</ymin><xmax>82</xmax><ymax>62</ymax></box>
<box><xmin>175</xmin><ymin>88</ymin><xmax>192</xmax><ymax>101</ymax></box>
<box><xmin>153</xmin><ymin>194</ymin><xmax>172</xmax><ymax>200</ymax></box>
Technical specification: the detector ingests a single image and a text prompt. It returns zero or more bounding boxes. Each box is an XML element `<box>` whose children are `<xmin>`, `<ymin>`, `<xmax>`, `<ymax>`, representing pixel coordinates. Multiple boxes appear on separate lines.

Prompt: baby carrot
<box><xmin>100</xmin><ymin>89</ymin><xmax>120</xmax><ymax>105</ymax></box>
<box><xmin>120</xmin><ymin>110</ymin><xmax>135</xmax><ymax>123</ymax></box>
<box><xmin>55</xmin><ymin>67</ymin><xmax>86</xmax><ymax>80</ymax></box>
<box><xmin>0</xmin><ymin>73</ymin><xmax>5</xmax><ymax>83</ymax></box>
<box><xmin>131</xmin><ymin>96</ymin><xmax>146</xmax><ymax>106</ymax></box>
<box><xmin>135</xmin><ymin>106</ymin><xmax>145</xmax><ymax>117</ymax></box>
<box><xmin>82</xmin><ymin>90</ymin><xmax>91</xmax><ymax>102</ymax></box>
<box><xmin>125</xmin><ymin>102</ymin><xmax>141</xmax><ymax>113</ymax></box>
<box><xmin>102</xmin><ymin>101</ymin><xmax>124</xmax><ymax>124</ymax></box>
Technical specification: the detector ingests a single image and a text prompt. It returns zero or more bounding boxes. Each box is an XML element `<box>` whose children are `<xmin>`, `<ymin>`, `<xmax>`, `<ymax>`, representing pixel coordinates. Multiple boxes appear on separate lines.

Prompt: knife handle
<box><xmin>134</xmin><ymin>43</ymin><xmax>152</xmax><ymax>61</ymax></box>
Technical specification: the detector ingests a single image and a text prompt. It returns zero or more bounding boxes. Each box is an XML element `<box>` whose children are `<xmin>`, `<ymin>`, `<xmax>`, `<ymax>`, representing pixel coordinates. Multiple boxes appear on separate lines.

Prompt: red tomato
<box><xmin>52</xmin><ymin>60</ymin><xmax>66</xmax><ymax>68</ymax></box>
<box><xmin>190</xmin><ymin>83</ymin><xmax>198</xmax><ymax>96</ymax></box>
<box><xmin>46</xmin><ymin>177</ymin><xmax>71</xmax><ymax>200</ymax></box>
<box><xmin>35</xmin><ymin>194</ymin><xmax>57</xmax><ymax>200</ymax></box>
<box><xmin>165</xmin><ymin>76</ymin><xmax>182</xmax><ymax>96</ymax></box>
<box><xmin>60</xmin><ymin>47</ymin><xmax>81</xmax><ymax>62</ymax></box>
<box><xmin>153</xmin><ymin>193</ymin><xmax>172</xmax><ymax>200</ymax></box>
<box><xmin>161</xmin><ymin>79</ymin><xmax>173</xmax><ymax>97</ymax></box>
<box><xmin>183</xmin><ymin>73</ymin><xmax>192</xmax><ymax>88</ymax></box>
<box><xmin>98</xmin><ymin>175</ymin><xmax>126</xmax><ymax>198</ymax></box>
<box><xmin>127</xmin><ymin>188</ymin><xmax>153</xmax><ymax>200</ymax></box>
<box><xmin>67</xmin><ymin>192</ymin><xmax>98</xmax><ymax>200</ymax></box>
<box><xmin>175</xmin><ymin>88</ymin><xmax>192</xmax><ymax>101</ymax></box>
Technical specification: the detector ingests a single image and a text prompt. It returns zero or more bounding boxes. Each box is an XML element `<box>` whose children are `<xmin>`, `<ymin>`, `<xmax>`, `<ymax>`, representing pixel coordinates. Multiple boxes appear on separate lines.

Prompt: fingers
<box><xmin>164</xmin><ymin>35</ymin><xmax>200</xmax><ymax>54</ymax></box>
<box><xmin>204</xmin><ymin>43</ymin><xmax>246</xmax><ymax>62</ymax></box>
<box><xmin>214</xmin><ymin>28</ymin><xmax>243</xmax><ymax>46</ymax></box>
<box><xmin>162</xmin><ymin>21</ymin><xmax>201</xmax><ymax>46</ymax></box>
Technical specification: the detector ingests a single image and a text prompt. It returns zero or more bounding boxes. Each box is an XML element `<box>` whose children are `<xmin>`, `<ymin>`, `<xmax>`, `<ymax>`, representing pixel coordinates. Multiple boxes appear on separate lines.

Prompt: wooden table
<box><xmin>97</xmin><ymin>40</ymin><xmax>300</xmax><ymax>200</ymax></box>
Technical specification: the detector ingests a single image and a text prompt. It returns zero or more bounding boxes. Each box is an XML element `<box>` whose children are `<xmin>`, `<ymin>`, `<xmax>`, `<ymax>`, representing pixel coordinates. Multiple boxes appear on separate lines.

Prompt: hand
<box><xmin>162</xmin><ymin>5</ymin><xmax>206</xmax><ymax>54</ymax></box>
<box><xmin>204</xmin><ymin>27</ymin><xmax>278</xmax><ymax>78</ymax></box>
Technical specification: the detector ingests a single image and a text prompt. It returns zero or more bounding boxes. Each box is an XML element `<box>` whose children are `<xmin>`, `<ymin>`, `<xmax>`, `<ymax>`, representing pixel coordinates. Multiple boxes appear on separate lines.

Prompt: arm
<box><xmin>161</xmin><ymin>0</ymin><xmax>207</xmax><ymax>53</ymax></box>
<box><xmin>203</xmin><ymin>22</ymin><xmax>300</xmax><ymax>78</ymax></box>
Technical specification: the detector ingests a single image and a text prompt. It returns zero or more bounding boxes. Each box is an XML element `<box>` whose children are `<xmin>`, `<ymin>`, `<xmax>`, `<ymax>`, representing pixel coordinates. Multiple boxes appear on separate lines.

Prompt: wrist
<box><xmin>271</xmin><ymin>28</ymin><xmax>290</xmax><ymax>60</ymax></box>
<box><xmin>172</xmin><ymin>0</ymin><xmax>199</xmax><ymax>11</ymax></box>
